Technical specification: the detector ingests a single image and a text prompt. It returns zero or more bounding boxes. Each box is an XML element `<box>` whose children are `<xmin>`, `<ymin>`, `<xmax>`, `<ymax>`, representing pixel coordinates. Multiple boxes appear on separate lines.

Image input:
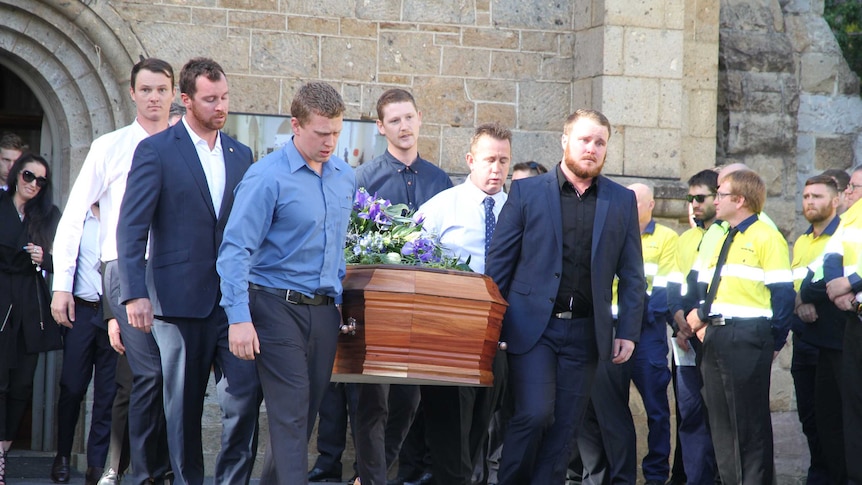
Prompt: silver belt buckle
<box><xmin>709</xmin><ymin>315</ymin><xmax>725</xmax><ymax>326</ymax></box>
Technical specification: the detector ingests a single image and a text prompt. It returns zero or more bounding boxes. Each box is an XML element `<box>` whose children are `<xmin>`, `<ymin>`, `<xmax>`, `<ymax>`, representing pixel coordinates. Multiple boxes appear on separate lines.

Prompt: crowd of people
<box><xmin>0</xmin><ymin>53</ymin><xmax>859</xmax><ymax>485</ymax></box>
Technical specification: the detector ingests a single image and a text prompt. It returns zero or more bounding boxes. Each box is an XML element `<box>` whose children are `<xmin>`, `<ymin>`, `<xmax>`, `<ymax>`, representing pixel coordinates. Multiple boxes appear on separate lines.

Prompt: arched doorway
<box><xmin>0</xmin><ymin>0</ymin><xmax>137</xmax><ymax>452</ymax></box>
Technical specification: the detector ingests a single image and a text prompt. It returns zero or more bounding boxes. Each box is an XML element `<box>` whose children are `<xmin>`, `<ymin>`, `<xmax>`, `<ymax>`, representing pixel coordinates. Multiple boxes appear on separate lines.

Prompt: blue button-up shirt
<box><xmin>218</xmin><ymin>137</ymin><xmax>356</xmax><ymax>324</ymax></box>
<box><xmin>355</xmin><ymin>151</ymin><xmax>453</xmax><ymax>210</ymax></box>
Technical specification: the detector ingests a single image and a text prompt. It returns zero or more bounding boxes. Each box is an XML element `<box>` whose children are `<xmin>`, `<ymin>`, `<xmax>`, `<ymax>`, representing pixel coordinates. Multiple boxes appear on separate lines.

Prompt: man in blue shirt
<box><xmin>217</xmin><ymin>82</ymin><xmax>356</xmax><ymax>485</ymax></box>
<box><xmin>354</xmin><ymin>88</ymin><xmax>452</xmax><ymax>485</ymax></box>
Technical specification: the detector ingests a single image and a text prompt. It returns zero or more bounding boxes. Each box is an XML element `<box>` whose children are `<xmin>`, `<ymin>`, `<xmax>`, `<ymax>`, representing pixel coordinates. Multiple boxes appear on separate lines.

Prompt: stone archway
<box><xmin>0</xmin><ymin>0</ymin><xmax>141</xmax><ymax>197</ymax></box>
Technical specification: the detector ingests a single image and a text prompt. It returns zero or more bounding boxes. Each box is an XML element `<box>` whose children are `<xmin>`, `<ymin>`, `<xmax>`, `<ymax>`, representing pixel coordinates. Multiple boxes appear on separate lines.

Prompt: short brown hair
<box><xmin>376</xmin><ymin>89</ymin><xmax>417</xmax><ymax>121</ymax></box>
<box><xmin>470</xmin><ymin>122</ymin><xmax>512</xmax><ymax>153</ymax></box>
<box><xmin>290</xmin><ymin>82</ymin><xmax>345</xmax><ymax>127</ymax></box>
<box><xmin>564</xmin><ymin>109</ymin><xmax>611</xmax><ymax>138</ymax></box>
<box><xmin>179</xmin><ymin>58</ymin><xmax>225</xmax><ymax>98</ymax></box>
<box><xmin>724</xmin><ymin>169</ymin><xmax>766</xmax><ymax>214</ymax></box>
<box><xmin>0</xmin><ymin>132</ymin><xmax>25</xmax><ymax>151</ymax></box>
<box><xmin>805</xmin><ymin>174</ymin><xmax>839</xmax><ymax>194</ymax></box>
<box><xmin>131</xmin><ymin>57</ymin><xmax>174</xmax><ymax>91</ymax></box>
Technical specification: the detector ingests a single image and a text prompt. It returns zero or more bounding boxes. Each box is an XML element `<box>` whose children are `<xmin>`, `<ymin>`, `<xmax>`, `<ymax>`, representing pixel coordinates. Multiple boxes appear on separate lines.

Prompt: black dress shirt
<box><xmin>355</xmin><ymin>151</ymin><xmax>453</xmax><ymax>209</ymax></box>
<box><xmin>554</xmin><ymin>165</ymin><xmax>597</xmax><ymax>316</ymax></box>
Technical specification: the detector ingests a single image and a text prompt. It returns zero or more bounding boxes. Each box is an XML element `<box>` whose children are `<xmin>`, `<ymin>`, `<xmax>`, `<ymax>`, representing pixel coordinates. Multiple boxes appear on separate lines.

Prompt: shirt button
<box><xmin>548</xmin><ymin>298</ymin><xmax>554</xmax><ymax>303</ymax></box>
<box><xmin>554</xmin><ymin>273</ymin><xmax>560</xmax><ymax>278</ymax></box>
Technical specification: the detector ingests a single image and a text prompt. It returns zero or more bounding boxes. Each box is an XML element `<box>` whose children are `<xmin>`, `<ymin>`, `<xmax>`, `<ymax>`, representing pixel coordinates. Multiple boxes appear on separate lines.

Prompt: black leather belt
<box><xmin>708</xmin><ymin>316</ymin><xmax>767</xmax><ymax>326</ymax></box>
<box><xmin>249</xmin><ymin>283</ymin><xmax>334</xmax><ymax>306</ymax></box>
<box><xmin>74</xmin><ymin>296</ymin><xmax>100</xmax><ymax>310</ymax></box>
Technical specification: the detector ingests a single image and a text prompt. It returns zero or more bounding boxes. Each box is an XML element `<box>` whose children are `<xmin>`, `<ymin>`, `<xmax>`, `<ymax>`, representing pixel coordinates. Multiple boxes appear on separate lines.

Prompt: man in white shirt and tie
<box><xmin>415</xmin><ymin>122</ymin><xmax>511</xmax><ymax>485</ymax></box>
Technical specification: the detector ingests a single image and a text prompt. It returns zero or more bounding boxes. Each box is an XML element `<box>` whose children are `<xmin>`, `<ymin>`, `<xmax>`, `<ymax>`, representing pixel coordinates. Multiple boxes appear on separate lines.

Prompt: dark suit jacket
<box><xmin>117</xmin><ymin>121</ymin><xmax>253</xmax><ymax>319</ymax></box>
<box><xmin>486</xmin><ymin>171</ymin><xmax>645</xmax><ymax>360</ymax></box>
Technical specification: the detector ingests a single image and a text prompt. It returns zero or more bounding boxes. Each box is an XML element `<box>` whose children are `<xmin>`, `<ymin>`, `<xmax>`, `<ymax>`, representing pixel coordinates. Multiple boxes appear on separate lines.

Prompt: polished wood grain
<box><xmin>331</xmin><ymin>265</ymin><xmax>508</xmax><ymax>386</ymax></box>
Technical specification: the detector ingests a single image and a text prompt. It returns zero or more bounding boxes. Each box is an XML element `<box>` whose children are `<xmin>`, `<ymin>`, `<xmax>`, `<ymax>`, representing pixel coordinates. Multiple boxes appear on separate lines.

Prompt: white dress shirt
<box><xmin>73</xmin><ymin>210</ymin><xmax>102</xmax><ymax>302</ymax></box>
<box><xmin>182</xmin><ymin>116</ymin><xmax>225</xmax><ymax>217</ymax></box>
<box><xmin>417</xmin><ymin>176</ymin><xmax>507</xmax><ymax>273</ymax></box>
<box><xmin>52</xmin><ymin>120</ymin><xmax>151</xmax><ymax>293</ymax></box>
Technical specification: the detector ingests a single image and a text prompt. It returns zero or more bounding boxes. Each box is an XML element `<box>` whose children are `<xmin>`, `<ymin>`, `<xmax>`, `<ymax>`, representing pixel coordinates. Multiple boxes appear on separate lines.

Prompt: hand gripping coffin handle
<box><xmin>340</xmin><ymin>317</ymin><xmax>357</xmax><ymax>335</ymax></box>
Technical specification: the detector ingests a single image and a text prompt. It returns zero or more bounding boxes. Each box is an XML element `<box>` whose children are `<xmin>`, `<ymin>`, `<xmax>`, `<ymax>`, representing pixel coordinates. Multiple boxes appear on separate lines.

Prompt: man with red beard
<box><xmin>117</xmin><ymin>58</ymin><xmax>263</xmax><ymax>485</ymax></box>
<box><xmin>486</xmin><ymin>109</ymin><xmax>645</xmax><ymax>484</ymax></box>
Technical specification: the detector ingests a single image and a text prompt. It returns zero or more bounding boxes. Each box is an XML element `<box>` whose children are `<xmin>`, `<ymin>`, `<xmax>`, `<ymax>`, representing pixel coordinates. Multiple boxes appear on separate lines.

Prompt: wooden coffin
<box><xmin>331</xmin><ymin>265</ymin><xmax>508</xmax><ymax>386</ymax></box>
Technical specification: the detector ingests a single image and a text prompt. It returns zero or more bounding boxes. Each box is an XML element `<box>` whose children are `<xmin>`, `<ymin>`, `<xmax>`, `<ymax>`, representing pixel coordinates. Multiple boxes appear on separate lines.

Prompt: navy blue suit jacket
<box><xmin>486</xmin><ymin>171</ymin><xmax>645</xmax><ymax>359</ymax></box>
<box><xmin>117</xmin><ymin>121</ymin><xmax>253</xmax><ymax>319</ymax></box>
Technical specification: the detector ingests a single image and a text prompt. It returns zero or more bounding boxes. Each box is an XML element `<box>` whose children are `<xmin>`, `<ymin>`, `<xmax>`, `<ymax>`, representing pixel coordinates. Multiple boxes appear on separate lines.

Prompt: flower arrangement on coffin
<box><xmin>335</xmin><ymin>188</ymin><xmax>504</xmax><ymax>386</ymax></box>
<box><xmin>344</xmin><ymin>188</ymin><xmax>470</xmax><ymax>271</ymax></box>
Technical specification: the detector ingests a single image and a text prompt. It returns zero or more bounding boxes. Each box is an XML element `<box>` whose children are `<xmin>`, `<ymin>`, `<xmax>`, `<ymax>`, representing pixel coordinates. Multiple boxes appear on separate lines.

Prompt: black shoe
<box><xmin>308</xmin><ymin>467</ymin><xmax>342</xmax><ymax>482</ymax></box>
<box><xmin>97</xmin><ymin>468</ymin><xmax>120</xmax><ymax>485</ymax></box>
<box><xmin>404</xmin><ymin>472</ymin><xmax>433</xmax><ymax>485</ymax></box>
<box><xmin>85</xmin><ymin>467</ymin><xmax>104</xmax><ymax>485</ymax></box>
<box><xmin>51</xmin><ymin>455</ymin><xmax>71</xmax><ymax>483</ymax></box>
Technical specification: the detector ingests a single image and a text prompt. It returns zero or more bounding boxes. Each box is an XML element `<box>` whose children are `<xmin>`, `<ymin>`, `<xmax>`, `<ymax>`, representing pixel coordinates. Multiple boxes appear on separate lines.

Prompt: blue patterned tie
<box><xmin>484</xmin><ymin>196</ymin><xmax>496</xmax><ymax>255</ymax></box>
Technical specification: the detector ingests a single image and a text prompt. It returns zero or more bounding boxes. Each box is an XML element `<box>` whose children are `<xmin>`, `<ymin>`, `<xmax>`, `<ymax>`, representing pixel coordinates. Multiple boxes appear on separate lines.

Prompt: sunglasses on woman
<box><xmin>21</xmin><ymin>170</ymin><xmax>48</xmax><ymax>188</ymax></box>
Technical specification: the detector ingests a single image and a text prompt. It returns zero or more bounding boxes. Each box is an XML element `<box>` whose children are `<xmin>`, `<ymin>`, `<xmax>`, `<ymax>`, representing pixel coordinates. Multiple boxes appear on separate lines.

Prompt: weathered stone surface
<box><xmin>465</xmin><ymin>79</ymin><xmax>517</xmax><ymax>102</ymax></box>
<box><xmin>798</xmin><ymin>93</ymin><xmax>862</xmax><ymax>134</ymax></box>
<box><xmin>376</xmin><ymin>74</ymin><xmax>412</xmax><ymax>85</ymax></box>
<box><xmin>604</xmin><ymin>126</ymin><xmax>626</xmax><ymax>175</ymax></box>
<box><xmin>462</xmin><ymin>28</ymin><xmax>519</xmax><ymax>50</ymax></box>
<box><xmin>491</xmin><ymin>0</ymin><xmax>572</xmax><ymax>30</ymax></box>
<box><xmin>623</xmin><ymin>126</ymin><xmax>681</xmax><ymax>178</ymax></box>
<box><xmin>476</xmin><ymin>102</ymin><xmax>516</xmax><ymax>126</ymax></box>
<box><xmin>110</xmin><ymin>4</ymin><xmax>191</xmax><ymax>23</ymax></box>
<box><xmin>230</xmin><ymin>11</ymin><xmax>285</xmax><ymax>30</ymax></box>
<box><xmin>574</xmin><ymin>27</ymin><xmax>606</xmax><ymax>78</ymax></box>
<box><xmin>490</xmin><ymin>51</ymin><xmax>541</xmax><ymax>80</ymax></box>
<box><xmin>522</xmin><ymin>31</ymin><xmax>559</xmax><ymax>53</ymax></box>
<box><xmin>354</xmin><ymin>0</ymin><xmax>401</xmax><ymax>20</ymax></box>
<box><xmin>280</xmin><ymin>0</ymin><xmax>354</xmax><ymax>17</ymax></box>
<box><xmin>321</xmin><ymin>37</ymin><xmax>378</xmax><ymax>81</ymax></box>
<box><xmin>746</xmin><ymin>153</ymin><xmax>787</xmax><ymax>196</ymax></box>
<box><xmin>134</xmin><ymin>23</ymin><xmax>250</xmax><ymax>73</ymax></box>
<box><xmin>220</xmin><ymin>0</ymin><xmax>277</xmax><ymax>12</ymax></box>
<box><xmin>571</xmin><ymin>77</ymin><xmax>594</xmax><ymax>109</ymax></box>
<box><xmin>687</xmin><ymin>0</ymin><xmax>720</xmax><ymax>42</ymax></box>
<box><xmin>606</xmin><ymin>0</ymin><xmax>671</xmax><ymax>29</ymax></box>
<box><xmin>224</xmin><ymin>75</ymin><xmax>281</xmax><ymax>114</ymax></box>
<box><xmin>679</xmin><ymin>135</ymin><xmax>717</xmax><ymax>178</ymax></box>
<box><xmin>659</xmin><ymin>79</ymin><xmax>682</xmax><ymax>128</ymax></box>
<box><xmin>435</xmin><ymin>33</ymin><xmax>460</xmax><ymax>46</ymax></box>
<box><xmin>573</xmin><ymin>0</ymin><xmax>594</xmax><ymax>31</ymax></box>
<box><xmin>193</xmin><ymin>8</ymin><xmax>227</xmax><ymax>25</ymax></box>
<box><xmin>342</xmin><ymin>83</ymin><xmax>363</xmax><ymax>107</ymax></box>
<box><xmin>249</xmin><ymin>31</ymin><xmax>317</xmax><ymax>76</ymax></box>
<box><xmin>542</xmin><ymin>56</ymin><xmax>575</xmax><ymax>82</ymax></box>
<box><xmin>413</xmin><ymin>76</ymin><xmax>473</xmax><ymax>126</ymax></box>
<box><xmin>685</xmin><ymin>88</ymin><xmax>718</xmax><ymax>137</ymax></box>
<box><xmin>439</xmin><ymin>126</ymin><xmax>476</xmax><ymax>173</ymax></box>
<box><xmin>601</xmin><ymin>76</ymin><xmax>660</xmax><ymax>127</ymax></box>
<box><xmin>814</xmin><ymin>135</ymin><xmax>854</xmax><ymax>171</ymax></box>
<box><xmin>442</xmin><ymin>47</ymin><xmax>491</xmax><ymax>77</ymax></box>
<box><xmin>719</xmin><ymin>31</ymin><xmax>795</xmax><ymax>73</ymax></box>
<box><xmin>288</xmin><ymin>16</ymin><xmax>339</xmax><ymax>35</ymax></box>
<box><xmin>725</xmin><ymin>112</ymin><xmax>796</xmax><ymax>155</ymax></box>
<box><xmin>519</xmin><ymin>81</ymin><xmax>571</xmax><ymax>131</ymax></box>
<box><xmin>379</xmin><ymin>32</ymin><xmax>440</xmax><ymax>75</ymax></box>
<box><xmin>510</xmin><ymin>130</ymin><xmax>561</xmax><ymax>168</ymax></box>
<box><xmin>721</xmin><ymin>71</ymin><xmax>799</xmax><ymax>113</ymax></box>
<box><xmin>404</xmin><ymin>0</ymin><xmax>475</xmax><ymax>23</ymax></box>
<box><xmin>340</xmin><ymin>18</ymin><xmax>377</xmax><ymax>38</ymax></box>
<box><xmin>720</xmin><ymin>0</ymin><xmax>782</xmax><ymax>31</ymax></box>
<box><xmin>624</xmin><ymin>28</ymin><xmax>684</xmax><ymax>79</ymax></box>
<box><xmin>418</xmin><ymin>132</ymin><xmax>443</xmax><ymax>166</ymax></box>
<box><xmin>683</xmin><ymin>41</ymin><xmax>719</xmax><ymax>90</ymax></box>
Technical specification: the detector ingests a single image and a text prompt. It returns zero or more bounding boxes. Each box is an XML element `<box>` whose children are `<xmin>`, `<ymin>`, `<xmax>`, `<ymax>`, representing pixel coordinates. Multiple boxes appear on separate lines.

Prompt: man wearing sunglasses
<box><xmin>50</xmin><ymin>58</ymin><xmax>176</xmax><ymax>485</ymax></box>
<box><xmin>666</xmin><ymin>169</ymin><xmax>719</xmax><ymax>485</ymax></box>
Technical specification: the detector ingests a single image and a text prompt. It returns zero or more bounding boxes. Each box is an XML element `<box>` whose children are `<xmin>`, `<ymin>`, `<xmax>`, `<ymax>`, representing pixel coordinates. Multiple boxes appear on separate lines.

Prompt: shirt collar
<box><xmin>284</xmin><ymin>136</ymin><xmax>341</xmax><ymax>176</ymax></box>
<box><xmin>643</xmin><ymin>219</ymin><xmax>656</xmax><ymax>235</ymax></box>
<box><xmin>734</xmin><ymin>213</ymin><xmax>759</xmax><ymax>233</ymax></box>
<box><xmin>181</xmin><ymin>116</ymin><xmax>222</xmax><ymax>153</ymax></box>
<box><xmin>803</xmin><ymin>214</ymin><xmax>840</xmax><ymax>237</ymax></box>
<box><xmin>383</xmin><ymin>150</ymin><xmax>421</xmax><ymax>172</ymax></box>
<box><xmin>555</xmin><ymin>164</ymin><xmax>597</xmax><ymax>195</ymax></box>
<box><xmin>462</xmin><ymin>175</ymin><xmax>506</xmax><ymax>206</ymax></box>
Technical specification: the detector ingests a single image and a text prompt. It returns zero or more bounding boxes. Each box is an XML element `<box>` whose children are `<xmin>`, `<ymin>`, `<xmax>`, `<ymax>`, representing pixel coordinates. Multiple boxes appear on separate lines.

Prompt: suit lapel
<box><xmin>545</xmin><ymin>174</ymin><xmax>563</xmax><ymax>252</ymax></box>
<box><xmin>592</xmin><ymin>175</ymin><xmax>610</xmax><ymax>259</ymax></box>
<box><xmin>175</xmin><ymin>123</ymin><xmax>217</xmax><ymax>220</ymax></box>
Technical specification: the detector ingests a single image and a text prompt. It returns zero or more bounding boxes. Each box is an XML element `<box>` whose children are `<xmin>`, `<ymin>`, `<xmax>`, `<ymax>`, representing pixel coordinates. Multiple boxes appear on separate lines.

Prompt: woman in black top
<box><xmin>0</xmin><ymin>153</ymin><xmax>61</xmax><ymax>484</ymax></box>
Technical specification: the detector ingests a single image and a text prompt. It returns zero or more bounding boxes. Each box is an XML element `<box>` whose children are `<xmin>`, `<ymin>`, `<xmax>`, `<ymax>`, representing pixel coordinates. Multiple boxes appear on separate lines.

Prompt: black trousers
<box><xmin>843</xmin><ymin>317</ymin><xmax>862</xmax><ymax>484</ymax></box>
<box><xmin>700</xmin><ymin>318</ymin><xmax>774</xmax><ymax>485</ymax></box>
<box><xmin>106</xmin><ymin>352</ymin><xmax>131</xmax><ymax>474</ymax></box>
<box><xmin>251</xmin><ymin>289</ymin><xmax>340</xmax><ymax>485</ymax></box>
<box><xmin>313</xmin><ymin>382</ymin><xmax>358</xmax><ymax>475</ymax></box>
<box><xmin>56</xmin><ymin>301</ymin><xmax>117</xmax><ymax>467</ymax></box>
<box><xmin>790</xmin><ymin>335</ymin><xmax>832</xmax><ymax>485</ymax></box>
<box><xmin>0</xmin><ymin>333</ymin><xmax>39</xmax><ymax>441</ymax></box>
<box><xmin>355</xmin><ymin>383</ymin><xmax>420</xmax><ymax>485</ymax></box>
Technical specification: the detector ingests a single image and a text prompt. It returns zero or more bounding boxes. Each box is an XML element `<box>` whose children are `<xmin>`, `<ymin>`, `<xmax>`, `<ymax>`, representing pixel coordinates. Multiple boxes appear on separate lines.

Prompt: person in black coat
<box><xmin>0</xmin><ymin>153</ymin><xmax>62</xmax><ymax>484</ymax></box>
